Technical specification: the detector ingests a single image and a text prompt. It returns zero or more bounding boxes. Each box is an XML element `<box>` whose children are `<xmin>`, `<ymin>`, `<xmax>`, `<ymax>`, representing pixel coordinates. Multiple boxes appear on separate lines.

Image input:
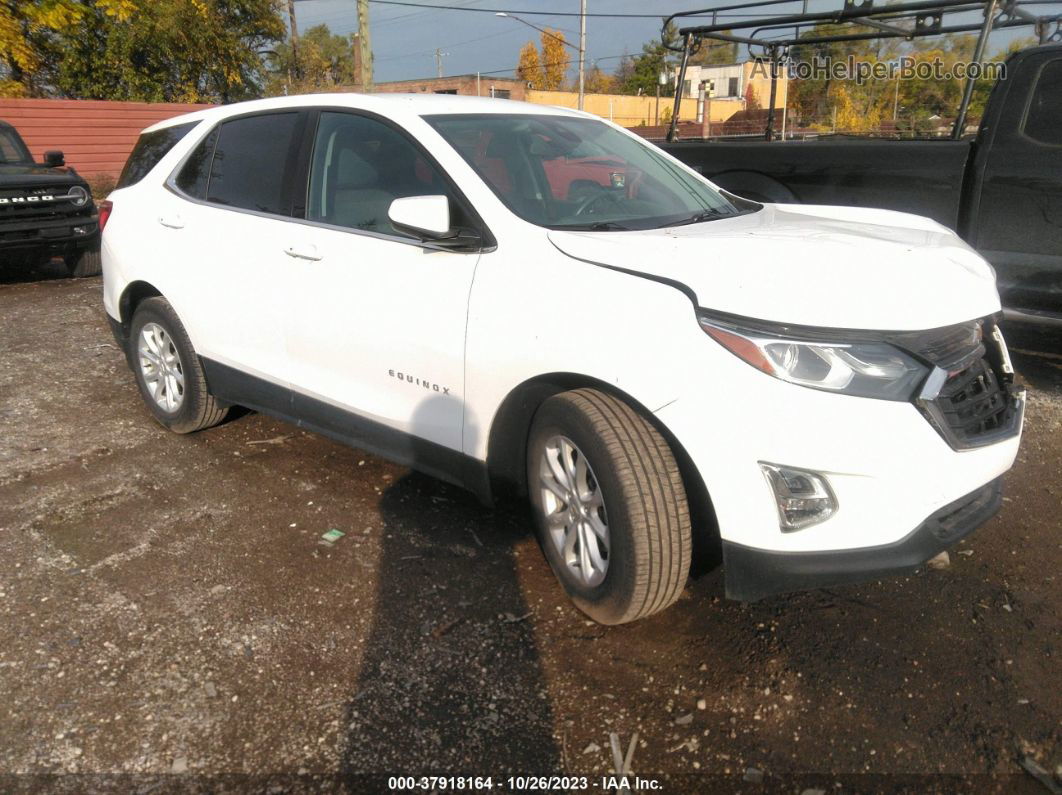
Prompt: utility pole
<box><xmin>577</xmin><ymin>0</ymin><xmax>586</xmax><ymax>111</ymax></box>
<box><xmin>357</xmin><ymin>0</ymin><xmax>373</xmax><ymax>91</ymax></box>
<box><xmin>435</xmin><ymin>48</ymin><xmax>448</xmax><ymax>78</ymax></box>
<box><xmin>286</xmin><ymin>0</ymin><xmax>299</xmax><ymax>84</ymax></box>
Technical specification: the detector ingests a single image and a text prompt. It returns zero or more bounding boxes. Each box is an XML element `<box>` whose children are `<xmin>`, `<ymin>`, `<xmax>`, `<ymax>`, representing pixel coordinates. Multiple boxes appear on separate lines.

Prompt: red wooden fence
<box><xmin>0</xmin><ymin>99</ymin><xmax>214</xmax><ymax>179</ymax></box>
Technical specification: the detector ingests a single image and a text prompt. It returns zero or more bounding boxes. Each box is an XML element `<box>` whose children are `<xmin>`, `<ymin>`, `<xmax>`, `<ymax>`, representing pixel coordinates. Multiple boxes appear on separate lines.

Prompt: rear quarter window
<box><xmin>1024</xmin><ymin>59</ymin><xmax>1062</xmax><ymax>146</ymax></box>
<box><xmin>117</xmin><ymin>122</ymin><xmax>197</xmax><ymax>189</ymax></box>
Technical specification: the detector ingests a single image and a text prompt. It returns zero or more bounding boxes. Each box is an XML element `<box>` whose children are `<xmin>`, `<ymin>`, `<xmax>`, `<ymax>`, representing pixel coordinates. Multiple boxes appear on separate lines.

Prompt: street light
<box><xmin>496</xmin><ymin>10</ymin><xmax>585</xmax><ymax>111</ymax></box>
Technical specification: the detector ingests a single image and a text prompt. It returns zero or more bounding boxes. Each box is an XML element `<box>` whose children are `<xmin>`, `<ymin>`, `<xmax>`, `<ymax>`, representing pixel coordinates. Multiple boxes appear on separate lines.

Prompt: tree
<box><xmin>516</xmin><ymin>40</ymin><xmax>542</xmax><ymax>89</ymax></box>
<box><xmin>540</xmin><ymin>28</ymin><xmax>568</xmax><ymax>90</ymax></box>
<box><xmin>583</xmin><ymin>63</ymin><xmax>616</xmax><ymax>94</ymax></box>
<box><xmin>31</xmin><ymin>0</ymin><xmax>285</xmax><ymax>102</ymax></box>
<box><xmin>743</xmin><ymin>81</ymin><xmax>760</xmax><ymax>111</ymax></box>
<box><xmin>1</xmin><ymin>0</ymin><xmax>136</xmax><ymax>96</ymax></box>
<box><xmin>265</xmin><ymin>24</ymin><xmax>358</xmax><ymax>95</ymax></box>
<box><xmin>689</xmin><ymin>33</ymin><xmax>738</xmax><ymax>66</ymax></box>
<box><xmin>618</xmin><ymin>19</ymin><xmax>678</xmax><ymax>96</ymax></box>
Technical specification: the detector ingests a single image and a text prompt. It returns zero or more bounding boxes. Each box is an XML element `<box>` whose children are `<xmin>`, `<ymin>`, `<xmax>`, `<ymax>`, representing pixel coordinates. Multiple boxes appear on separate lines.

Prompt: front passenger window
<box><xmin>307</xmin><ymin>112</ymin><xmax>454</xmax><ymax>237</ymax></box>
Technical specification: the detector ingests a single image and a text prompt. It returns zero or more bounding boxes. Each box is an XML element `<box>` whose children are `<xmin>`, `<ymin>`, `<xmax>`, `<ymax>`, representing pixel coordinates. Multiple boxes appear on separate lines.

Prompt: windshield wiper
<box><xmin>557</xmin><ymin>221</ymin><xmax>631</xmax><ymax>231</ymax></box>
<box><xmin>657</xmin><ymin>208</ymin><xmax>729</xmax><ymax>228</ymax></box>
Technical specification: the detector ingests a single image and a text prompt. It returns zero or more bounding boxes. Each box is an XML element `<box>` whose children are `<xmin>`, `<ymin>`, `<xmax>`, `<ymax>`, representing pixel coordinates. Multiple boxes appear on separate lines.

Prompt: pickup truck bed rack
<box><xmin>664</xmin><ymin>0</ymin><xmax>1062</xmax><ymax>142</ymax></box>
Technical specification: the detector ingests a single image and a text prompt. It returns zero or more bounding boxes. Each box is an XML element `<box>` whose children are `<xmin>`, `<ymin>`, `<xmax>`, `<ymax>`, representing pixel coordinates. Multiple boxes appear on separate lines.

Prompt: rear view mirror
<box><xmin>389</xmin><ymin>195</ymin><xmax>453</xmax><ymax>239</ymax></box>
<box><xmin>43</xmin><ymin>150</ymin><xmax>65</xmax><ymax>167</ymax></box>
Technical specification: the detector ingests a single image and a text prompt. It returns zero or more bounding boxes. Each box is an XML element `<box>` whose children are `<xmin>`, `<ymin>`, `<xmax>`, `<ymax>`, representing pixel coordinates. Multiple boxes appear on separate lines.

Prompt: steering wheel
<box><xmin>573</xmin><ymin>188</ymin><xmax>620</xmax><ymax>216</ymax></box>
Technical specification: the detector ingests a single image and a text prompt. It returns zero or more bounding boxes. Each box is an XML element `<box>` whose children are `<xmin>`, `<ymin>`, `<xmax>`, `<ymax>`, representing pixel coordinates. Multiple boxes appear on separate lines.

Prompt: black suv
<box><xmin>1</xmin><ymin>120</ymin><xmax>101</xmax><ymax>276</ymax></box>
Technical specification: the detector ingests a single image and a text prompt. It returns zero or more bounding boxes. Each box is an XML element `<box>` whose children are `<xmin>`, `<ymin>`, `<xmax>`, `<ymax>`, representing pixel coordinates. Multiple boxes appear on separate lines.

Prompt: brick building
<box><xmin>369</xmin><ymin>75</ymin><xmax>526</xmax><ymax>101</ymax></box>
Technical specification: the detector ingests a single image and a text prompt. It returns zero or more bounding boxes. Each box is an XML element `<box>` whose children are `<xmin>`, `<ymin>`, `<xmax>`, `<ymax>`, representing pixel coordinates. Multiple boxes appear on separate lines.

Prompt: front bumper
<box><xmin>0</xmin><ymin>213</ymin><xmax>99</xmax><ymax>250</ymax></box>
<box><xmin>722</xmin><ymin>477</ymin><xmax>1003</xmax><ymax>601</ymax></box>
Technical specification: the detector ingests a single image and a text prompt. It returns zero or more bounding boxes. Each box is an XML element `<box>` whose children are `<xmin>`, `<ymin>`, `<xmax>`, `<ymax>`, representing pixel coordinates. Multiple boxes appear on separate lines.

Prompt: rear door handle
<box><xmin>284</xmin><ymin>244</ymin><xmax>322</xmax><ymax>261</ymax></box>
<box><xmin>158</xmin><ymin>214</ymin><xmax>184</xmax><ymax>229</ymax></box>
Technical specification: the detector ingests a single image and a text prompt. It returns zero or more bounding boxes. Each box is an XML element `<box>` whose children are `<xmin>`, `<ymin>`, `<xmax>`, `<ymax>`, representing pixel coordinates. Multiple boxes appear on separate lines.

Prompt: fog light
<box><xmin>72</xmin><ymin>225</ymin><xmax>88</xmax><ymax>235</ymax></box>
<box><xmin>760</xmin><ymin>463</ymin><xmax>837</xmax><ymax>531</ymax></box>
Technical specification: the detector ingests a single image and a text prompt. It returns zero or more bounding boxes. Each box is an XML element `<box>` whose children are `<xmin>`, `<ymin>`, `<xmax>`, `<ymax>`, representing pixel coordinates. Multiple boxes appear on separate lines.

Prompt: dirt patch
<box><xmin>1</xmin><ymin>276</ymin><xmax>1059</xmax><ymax>792</ymax></box>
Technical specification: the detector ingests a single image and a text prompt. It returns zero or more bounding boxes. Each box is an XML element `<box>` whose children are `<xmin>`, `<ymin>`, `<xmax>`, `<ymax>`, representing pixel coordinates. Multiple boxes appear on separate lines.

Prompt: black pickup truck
<box><xmin>663</xmin><ymin>44</ymin><xmax>1062</xmax><ymax>328</ymax></box>
<box><xmin>1</xmin><ymin>120</ymin><xmax>101</xmax><ymax>277</ymax></box>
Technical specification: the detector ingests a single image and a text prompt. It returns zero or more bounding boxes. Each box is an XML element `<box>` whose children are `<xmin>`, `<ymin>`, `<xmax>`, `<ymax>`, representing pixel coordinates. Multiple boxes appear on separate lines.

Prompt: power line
<box><xmin>368</xmin><ymin>0</ymin><xmax>712</xmax><ymax>18</ymax></box>
<box><xmin>476</xmin><ymin>51</ymin><xmax>628</xmax><ymax>76</ymax></box>
<box><xmin>375</xmin><ymin>28</ymin><xmax>520</xmax><ymax>61</ymax></box>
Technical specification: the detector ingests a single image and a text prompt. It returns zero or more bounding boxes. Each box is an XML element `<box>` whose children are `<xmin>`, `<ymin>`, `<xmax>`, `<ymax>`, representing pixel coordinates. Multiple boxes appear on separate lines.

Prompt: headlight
<box><xmin>700</xmin><ymin>316</ymin><xmax>928</xmax><ymax>401</ymax></box>
<box><xmin>67</xmin><ymin>185</ymin><xmax>89</xmax><ymax>207</ymax></box>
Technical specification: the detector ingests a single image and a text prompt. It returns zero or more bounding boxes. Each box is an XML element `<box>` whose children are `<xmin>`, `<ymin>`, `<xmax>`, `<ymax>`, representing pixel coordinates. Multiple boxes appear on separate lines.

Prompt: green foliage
<box><xmin>786</xmin><ymin>25</ymin><xmax>1022</xmax><ymax>135</ymax></box>
<box><xmin>689</xmin><ymin>33</ymin><xmax>737</xmax><ymax>66</ymax></box>
<box><xmin>1</xmin><ymin>0</ymin><xmax>136</xmax><ymax>96</ymax></box>
<box><xmin>265</xmin><ymin>24</ymin><xmax>359</xmax><ymax>96</ymax></box>
<box><xmin>618</xmin><ymin>20</ymin><xmax>679</xmax><ymax>96</ymax></box>
<box><xmin>6</xmin><ymin>0</ymin><xmax>284</xmax><ymax>101</ymax></box>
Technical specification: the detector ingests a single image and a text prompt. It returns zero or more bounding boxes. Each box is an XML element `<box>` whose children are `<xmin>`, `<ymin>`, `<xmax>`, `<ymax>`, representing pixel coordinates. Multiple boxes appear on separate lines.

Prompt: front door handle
<box><xmin>284</xmin><ymin>244</ymin><xmax>322</xmax><ymax>261</ymax></box>
<box><xmin>158</xmin><ymin>213</ymin><xmax>184</xmax><ymax>229</ymax></box>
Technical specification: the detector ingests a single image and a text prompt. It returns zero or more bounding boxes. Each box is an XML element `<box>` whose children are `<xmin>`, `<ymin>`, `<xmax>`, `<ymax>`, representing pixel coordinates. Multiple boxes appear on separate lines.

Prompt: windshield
<box><xmin>425</xmin><ymin>113</ymin><xmax>758</xmax><ymax>231</ymax></box>
<box><xmin>0</xmin><ymin>127</ymin><xmax>32</xmax><ymax>165</ymax></box>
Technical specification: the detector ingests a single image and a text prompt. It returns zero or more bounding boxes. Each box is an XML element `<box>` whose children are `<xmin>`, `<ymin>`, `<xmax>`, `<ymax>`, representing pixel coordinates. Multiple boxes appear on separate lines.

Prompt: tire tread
<box><xmin>552</xmin><ymin>388</ymin><xmax>691</xmax><ymax>623</ymax></box>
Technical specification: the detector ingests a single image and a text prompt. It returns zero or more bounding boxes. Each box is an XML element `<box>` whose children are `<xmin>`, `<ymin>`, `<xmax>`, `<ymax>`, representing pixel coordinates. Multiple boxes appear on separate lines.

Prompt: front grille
<box><xmin>0</xmin><ymin>188</ymin><xmax>84</xmax><ymax>223</ymax></box>
<box><xmin>934</xmin><ymin>357</ymin><xmax>1014</xmax><ymax>445</ymax></box>
<box><xmin>0</xmin><ymin>206</ymin><xmax>68</xmax><ymax>223</ymax></box>
<box><xmin>905</xmin><ymin>319</ymin><xmax>1023</xmax><ymax>450</ymax></box>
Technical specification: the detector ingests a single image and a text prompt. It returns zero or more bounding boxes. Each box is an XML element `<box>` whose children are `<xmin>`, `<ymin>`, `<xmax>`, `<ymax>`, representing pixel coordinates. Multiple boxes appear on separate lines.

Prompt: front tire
<box><xmin>128</xmin><ymin>297</ymin><xmax>228</xmax><ymax>433</ymax></box>
<box><xmin>527</xmin><ymin>389</ymin><xmax>691</xmax><ymax>624</ymax></box>
<box><xmin>67</xmin><ymin>248</ymin><xmax>102</xmax><ymax>278</ymax></box>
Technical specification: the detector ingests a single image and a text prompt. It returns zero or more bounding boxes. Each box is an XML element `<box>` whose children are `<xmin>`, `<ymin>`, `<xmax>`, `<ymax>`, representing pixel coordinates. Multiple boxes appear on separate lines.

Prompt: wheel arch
<box><xmin>486</xmin><ymin>373</ymin><xmax>721</xmax><ymax>575</ymax></box>
<box><xmin>118</xmin><ymin>280</ymin><xmax>164</xmax><ymax>332</ymax></box>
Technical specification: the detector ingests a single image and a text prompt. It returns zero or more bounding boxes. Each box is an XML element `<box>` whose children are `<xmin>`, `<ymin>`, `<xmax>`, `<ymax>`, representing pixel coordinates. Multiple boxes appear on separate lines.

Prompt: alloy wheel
<box><xmin>137</xmin><ymin>322</ymin><xmax>185</xmax><ymax>413</ymax></box>
<box><xmin>539</xmin><ymin>435</ymin><xmax>610</xmax><ymax>586</ymax></box>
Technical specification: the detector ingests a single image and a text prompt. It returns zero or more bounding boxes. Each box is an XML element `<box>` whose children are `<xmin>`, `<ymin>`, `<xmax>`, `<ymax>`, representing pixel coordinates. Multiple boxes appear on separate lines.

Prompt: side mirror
<box><xmin>43</xmin><ymin>150</ymin><xmax>65</xmax><ymax>167</ymax></box>
<box><xmin>388</xmin><ymin>195</ymin><xmax>454</xmax><ymax>240</ymax></box>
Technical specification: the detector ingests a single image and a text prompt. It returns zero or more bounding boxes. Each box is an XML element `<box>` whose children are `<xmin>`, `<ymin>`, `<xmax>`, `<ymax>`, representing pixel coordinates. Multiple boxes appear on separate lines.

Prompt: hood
<box><xmin>548</xmin><ymin>203</ymin><xmax>1001</xmax><ymax>331</ymax></box>
<box><xmin>0</xmin><ymin>164</ymin><xmax>84</xmax><ymax>186</ymax></box>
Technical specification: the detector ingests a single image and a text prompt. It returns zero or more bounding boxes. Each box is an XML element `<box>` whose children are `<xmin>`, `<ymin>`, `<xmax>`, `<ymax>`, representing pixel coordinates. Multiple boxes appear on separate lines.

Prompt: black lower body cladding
<box><xmin>723</xmin><ymin>478</ymin><xmax>1003</xmax><ymax>602</ymax></box>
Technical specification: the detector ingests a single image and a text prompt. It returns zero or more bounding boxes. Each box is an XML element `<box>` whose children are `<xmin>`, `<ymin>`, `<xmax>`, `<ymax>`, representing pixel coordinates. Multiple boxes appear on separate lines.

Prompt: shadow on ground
<box><xmin>0</xmin><ymin>256</ymin><xmax>72</xmax><ymax>285</ymax></box>
<box><xmin>340</xmin><ymin>472</ymin><xmax>562</xmax><ymax>777</ymax></box>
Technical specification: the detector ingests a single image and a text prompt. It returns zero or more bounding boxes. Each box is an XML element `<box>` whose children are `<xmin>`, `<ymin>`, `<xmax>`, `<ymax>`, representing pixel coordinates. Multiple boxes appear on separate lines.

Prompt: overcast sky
<box><xmin>290</xmin><ymin>0</ymin><xmax>1057</xmax><ymax>84</ymax></box>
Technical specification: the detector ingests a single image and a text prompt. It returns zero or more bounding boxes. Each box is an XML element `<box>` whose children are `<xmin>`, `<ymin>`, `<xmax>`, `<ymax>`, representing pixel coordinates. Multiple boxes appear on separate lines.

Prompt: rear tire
<box><xmin>67</xmin><ymin>248</ymin><xmax>101</xmax><ymax>278</ymax></box>
<box><xmin>129</xmin><ymin>297</ymin><xmax>228</xmax><ymax>434</ymax></box>
<box><xmin>527</xmin><ymin>388</ymin><xmax>691</xmax><ymax>624</ymax></box>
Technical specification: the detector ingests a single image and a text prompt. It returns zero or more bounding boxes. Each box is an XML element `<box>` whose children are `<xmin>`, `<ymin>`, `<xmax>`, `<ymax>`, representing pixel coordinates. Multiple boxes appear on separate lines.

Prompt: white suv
<box><xmin>101</xmin><ymin>94</ymin><xmax>1024</xmax><ymax>624</ymax></box>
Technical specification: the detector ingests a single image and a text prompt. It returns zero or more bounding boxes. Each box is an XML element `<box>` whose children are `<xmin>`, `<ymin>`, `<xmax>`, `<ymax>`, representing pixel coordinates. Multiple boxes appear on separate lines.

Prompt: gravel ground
<box><xmin>1</xmin><ymin>267</ymin><xmax>1060</xmax><ymax>793</ymax></box>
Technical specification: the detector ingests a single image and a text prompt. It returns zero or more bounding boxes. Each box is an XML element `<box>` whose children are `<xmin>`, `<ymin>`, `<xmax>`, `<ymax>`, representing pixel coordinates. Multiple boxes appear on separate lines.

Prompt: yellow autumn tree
<box><xmin>584</xmin><ymin>63</ymin><xmax>617</xmax><ymax>94</ymax></box>
<box><xmin>516</xmin><ymin>40</ymin><xmax>542</xmax><ymax>89</ymax></box>
<box><xmin>540</xmin><ymin>28</ymin><xmax>568</xmax><ymax>90</ymax></box>
<box><xmin>831</xmin><ymin>81</ymin><xmax>883</xmax><ymax>133</ymax></box>
<box><xmin>1</xmin><ymin>0</ymin><xmax>136</xmax><ymax>96</ymax></box>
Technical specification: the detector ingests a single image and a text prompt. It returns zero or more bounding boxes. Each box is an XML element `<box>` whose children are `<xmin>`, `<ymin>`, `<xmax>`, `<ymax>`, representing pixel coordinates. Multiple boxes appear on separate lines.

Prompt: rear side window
<box><xmin>117</xmin><ymin>122</ymin><xmax>196</xmax><ymax>188</ymax></box>
<box><xmin>206</xmin><ymin>112</ymin><xmax>301</xmax><ymax>215</ymax></box>
<box><xmin>174</xmin><ymin>127</ymin><xmax>219</xmax><ymax>200</ymax></box>
<box><xmin>1024</xmin><ymin>60</ymin><xmax>1062</xmax><ymax>146</ymax></box>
